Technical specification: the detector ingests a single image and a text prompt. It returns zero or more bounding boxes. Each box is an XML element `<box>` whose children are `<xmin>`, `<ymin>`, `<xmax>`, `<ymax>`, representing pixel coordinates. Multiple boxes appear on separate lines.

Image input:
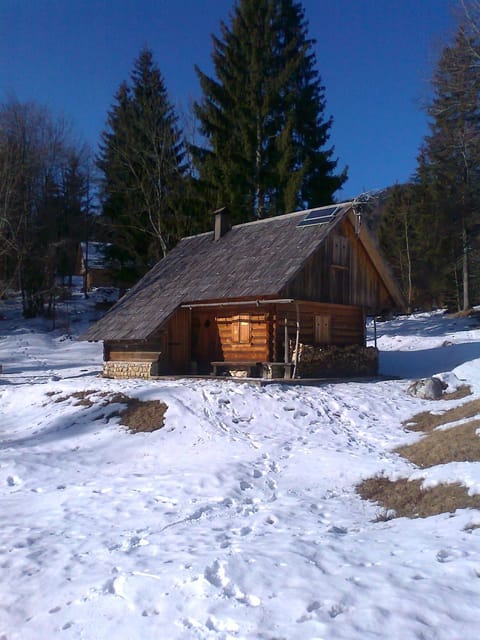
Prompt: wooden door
<box><xmin>168</xmin><ymin>309</ymin><xmax>190</xmax><ymax>373</ymax></box>
<box><xmin>191</xmin><ymin>311</ymin><xmax>222</xmax><ymax>372</ymax></box>
<box><xmin>315</xmin><ymin>315</ymin><xmax>331</xmax><ymax>344</ymax></box>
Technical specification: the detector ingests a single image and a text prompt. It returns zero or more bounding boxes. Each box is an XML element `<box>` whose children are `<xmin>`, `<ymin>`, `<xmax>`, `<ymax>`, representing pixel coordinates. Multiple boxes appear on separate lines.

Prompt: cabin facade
<box><xmin>82</xmin><ymin>203</ymin><xmax>404</xmax><ymax>379</ymax></box>
<box><xmin>75</xmin><ymin>242</ymin><xmax>113</xmax><ymax>291</ymax></box>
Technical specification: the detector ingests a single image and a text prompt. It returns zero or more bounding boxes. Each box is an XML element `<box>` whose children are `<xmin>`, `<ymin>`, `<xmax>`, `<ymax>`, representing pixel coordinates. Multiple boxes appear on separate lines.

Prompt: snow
<box><xmin>1</xmin><ymin>296</ymin><xmax>480</xmax><ymax>639</ymax></box>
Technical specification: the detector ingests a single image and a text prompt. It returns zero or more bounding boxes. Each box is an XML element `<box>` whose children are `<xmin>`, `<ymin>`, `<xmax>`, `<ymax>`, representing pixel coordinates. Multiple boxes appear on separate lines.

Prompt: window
<box><xmin>314</xmin><ymin>315</ymin><xmax>331</xmax><ymax>344</ymax></box>
<box><xmin>232</xmin><ymin>315</ymin><xmax>251</xmax><ymax>344</ymax></box>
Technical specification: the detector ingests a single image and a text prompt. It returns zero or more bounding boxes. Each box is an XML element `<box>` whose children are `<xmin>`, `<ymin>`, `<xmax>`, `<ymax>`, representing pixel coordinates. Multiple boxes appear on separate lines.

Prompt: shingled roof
<box><xmin>82</xmin><ymin>202</ymin><xmax>395</xmax><ymax>342</ymax></box>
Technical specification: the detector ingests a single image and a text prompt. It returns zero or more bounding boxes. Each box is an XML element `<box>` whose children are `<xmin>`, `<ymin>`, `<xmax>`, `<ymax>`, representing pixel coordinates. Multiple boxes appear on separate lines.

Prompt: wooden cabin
<box><xmin>82</xmin><ymin>203</ymin><xmax>405</xmax><ymax>379</ymax></box>
<box><xmin>75</xmin><ymin>242</ymin><xmax>113</xmax><ymax>291</ymax></box>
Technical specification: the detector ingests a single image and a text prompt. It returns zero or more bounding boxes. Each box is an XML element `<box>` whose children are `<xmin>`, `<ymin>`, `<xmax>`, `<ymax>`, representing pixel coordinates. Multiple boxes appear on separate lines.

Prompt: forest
<box><xmin>1</xmin><ymin>0</ymin><xmax>479</xmax><ymax>316</ymax></box>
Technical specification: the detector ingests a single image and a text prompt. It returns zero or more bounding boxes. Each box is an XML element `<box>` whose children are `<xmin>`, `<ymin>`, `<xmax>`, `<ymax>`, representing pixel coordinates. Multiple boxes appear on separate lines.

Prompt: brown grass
<box><xmin>403</xmin><ymin>397</ymin><xmax>480</xmax><ymax>432</ymax></box>
<box><xmin>47</xmin><ymin>390</ymin><xmax>168</xmax><ymax>433</ymax></box>
<box><xmin>397</xmin><ymin>420</ymin><xmax>480</xmax><ymax>468</ymax></box>
<box><xmin>115</xmin><ymin>396</ymin><xmax>168</xmax><ymax>433</ymax></box>
<box><xmin>442</xmin><ymin>385</ymin><xmax>472</xmax><ymax>401</ymax></box>
<box><xmin>53</xmin><ymin>390</ymin><xmax>98</xmax><ymax>406</ymax></box>
<box><xmin>357</xmin><ymin>476</ymin><xmax>480</xmax><ymax>519</ymax></box>
<box><xmin>358</xmin><ymin>395</ymin><xmax>480</xmax><ymax>520</ymax></box>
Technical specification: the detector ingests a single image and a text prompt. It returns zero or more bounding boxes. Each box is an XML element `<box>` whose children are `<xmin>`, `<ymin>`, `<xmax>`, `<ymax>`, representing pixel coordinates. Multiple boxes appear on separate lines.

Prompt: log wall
<box><xmin>274</xmin><ymin>301</ymin><xmax>364</xmax><ymax>355</ymax></box>
<box><xmin>105</xmin><ymin>340</ymin><xmax>164</xmax><ymax>362</ymax></box>
<box><xmin>216</xmin><ymin>307</ymin><xmax>270</xmax><ymax>362</ymax></box>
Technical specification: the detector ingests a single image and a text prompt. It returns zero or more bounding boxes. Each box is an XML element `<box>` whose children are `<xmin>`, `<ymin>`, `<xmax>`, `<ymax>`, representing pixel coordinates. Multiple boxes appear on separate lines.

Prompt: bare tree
<box><xmin>0</xmin><ymin>98</ymin><xmax>90</xmax><ymax>315</ymax></box>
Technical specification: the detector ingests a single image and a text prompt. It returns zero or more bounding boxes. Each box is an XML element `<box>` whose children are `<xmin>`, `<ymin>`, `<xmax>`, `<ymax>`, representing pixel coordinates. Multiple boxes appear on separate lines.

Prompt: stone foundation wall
<box><xmin>103</xmin><ymin>360</ymin><xmax>158</xmax><ymax>379</ymax></box>
<box><xmin>293</xmin><ymin>344</ymin><xmax>378</xmax><ymax>378</ymax></box>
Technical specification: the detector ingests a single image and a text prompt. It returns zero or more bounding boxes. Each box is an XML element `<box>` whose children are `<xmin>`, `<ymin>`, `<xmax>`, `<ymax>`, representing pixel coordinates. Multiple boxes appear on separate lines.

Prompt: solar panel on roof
<box><xmin>297</xmin><ymin>205</ymin><xmax>340</xmax><ymax>228</ymax></box>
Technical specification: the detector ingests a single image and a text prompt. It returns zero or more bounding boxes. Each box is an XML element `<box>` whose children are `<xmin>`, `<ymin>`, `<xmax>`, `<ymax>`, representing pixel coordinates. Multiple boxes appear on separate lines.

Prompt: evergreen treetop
<box><xmin>97</xmin><ymin>48</ymin><xmax>187</xmax><ymax>282</ymax></box>
<box><xmin>193</xmin><ymin>0</ymin><xmax>347</xmax><ymax>224</ymax></box>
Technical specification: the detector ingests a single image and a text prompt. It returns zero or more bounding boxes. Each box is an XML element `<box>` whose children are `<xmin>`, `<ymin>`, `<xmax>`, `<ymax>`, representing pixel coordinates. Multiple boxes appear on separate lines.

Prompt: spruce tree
<box><xmin>98</xmin><ymin>48</ymin><xmax>186</xmax><ymax>281</ymax></box>
<box><xmin>193</xmin><ymin>0</ymin><xmax>346</xmax><ymax>224</ymax></box>
<box><xmin>418</xmin><ymin>26</ymin><xmax>480</xmax><ymax>310</ymax></box>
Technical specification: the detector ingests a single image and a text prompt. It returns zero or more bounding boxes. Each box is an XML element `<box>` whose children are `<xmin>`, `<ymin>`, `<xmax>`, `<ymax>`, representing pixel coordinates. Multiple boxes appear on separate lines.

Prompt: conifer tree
<box><xmin>98</xmin><ymin>48</ymin><xmax>186</xmax><ymax>281</ymax></box>
<box><xmin>193</xmin><ymin>0</ymin><xmax>346</xmax><ymax>224</ymax></box>
<box><xmin>418</xmin><ymin>26</ymin><xmax>480</xmax><ymax>310</ymax></box>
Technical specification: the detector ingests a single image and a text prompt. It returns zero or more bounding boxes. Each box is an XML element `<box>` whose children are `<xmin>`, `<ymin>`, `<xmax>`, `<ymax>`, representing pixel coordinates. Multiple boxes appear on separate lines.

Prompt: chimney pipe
<box><xmin>212</xmin><ymin>207</ymin><xmax>230</xmax><ymax>241</ymax></box>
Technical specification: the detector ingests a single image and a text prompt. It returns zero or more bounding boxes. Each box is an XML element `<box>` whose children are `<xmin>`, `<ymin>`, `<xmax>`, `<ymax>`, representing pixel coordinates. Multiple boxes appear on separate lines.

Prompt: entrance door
<box><xmin>191</xmin><ymin>311</ymin><xmax>221</xmax><ymax>373</ymax></box>
<box><xmin>168</xmin><ymin>308</ymin><xmax>190</xmax><ymax>373</ymax></box>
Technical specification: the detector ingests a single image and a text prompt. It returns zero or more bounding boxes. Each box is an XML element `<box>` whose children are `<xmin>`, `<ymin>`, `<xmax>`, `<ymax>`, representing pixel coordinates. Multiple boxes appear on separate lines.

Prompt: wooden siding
<box><xmin>105</xmin><ymin>340</ymin><xmax>164</xmax><ymax>362</ymax></box>
<box><xmin>274</xmin><ymin>302</ymin><xmax>365</xmax><ymax>352</ymax></box>
<box><xmin>282</xmin><ymin>217</ymin><xmax>393</xmax><ymax>312</ymax></box>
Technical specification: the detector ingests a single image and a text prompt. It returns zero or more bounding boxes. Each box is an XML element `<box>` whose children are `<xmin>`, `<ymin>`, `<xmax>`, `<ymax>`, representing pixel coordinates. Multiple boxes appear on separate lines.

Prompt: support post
<box><xmin>292</xmin><ymin>302</ymin><xmax>300</xmax><ymax>379</ymax></box>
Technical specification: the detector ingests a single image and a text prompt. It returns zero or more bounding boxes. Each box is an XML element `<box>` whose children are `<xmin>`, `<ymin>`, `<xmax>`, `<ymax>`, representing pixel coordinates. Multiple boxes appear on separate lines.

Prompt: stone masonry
<box><xmin>103</xmin><ymin>361</ymin><xmax>158</xmax><ymax>379</ymax></box>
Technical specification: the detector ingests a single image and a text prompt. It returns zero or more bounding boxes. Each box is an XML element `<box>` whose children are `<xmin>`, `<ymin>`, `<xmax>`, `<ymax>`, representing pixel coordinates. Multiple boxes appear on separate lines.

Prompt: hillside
<box><xmin>1</xmin><ymin>292</ymin><xmax>480</xmax><ymax>640</ymax></box>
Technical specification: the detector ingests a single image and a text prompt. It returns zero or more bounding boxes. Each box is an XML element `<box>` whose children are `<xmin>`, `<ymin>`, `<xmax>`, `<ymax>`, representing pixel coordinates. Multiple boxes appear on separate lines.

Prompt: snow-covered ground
<box><xmin>1</xmin><ymin>293</ymin><xmax>480</xmax><ymax>640</ymax></box>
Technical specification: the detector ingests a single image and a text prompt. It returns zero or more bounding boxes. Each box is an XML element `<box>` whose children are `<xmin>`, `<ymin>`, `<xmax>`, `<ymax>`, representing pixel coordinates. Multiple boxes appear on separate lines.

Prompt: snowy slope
<box><xmin>1</xmin><ymin>295</ymin><xmax>480</xmax><ymax>640</ymax></box>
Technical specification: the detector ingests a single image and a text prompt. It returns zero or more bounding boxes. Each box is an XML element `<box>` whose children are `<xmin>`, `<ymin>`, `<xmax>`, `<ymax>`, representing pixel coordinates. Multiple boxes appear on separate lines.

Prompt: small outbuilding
<box><xmin>81</xmin><ymin>203</ymin><xmax>404</xmax><ymax>379</ymax></box>
<box><xmin>75</xmin><ymin>242</ymin><xmax>113</xmax><ymax>291</ymax></box>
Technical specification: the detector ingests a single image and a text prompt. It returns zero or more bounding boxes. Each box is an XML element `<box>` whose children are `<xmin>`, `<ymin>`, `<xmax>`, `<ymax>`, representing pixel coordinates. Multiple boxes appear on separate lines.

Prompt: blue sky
<box><xmin>0</xmin><ymin>0</ymin><xmax>456</xmax><ymax>200</ymax></box>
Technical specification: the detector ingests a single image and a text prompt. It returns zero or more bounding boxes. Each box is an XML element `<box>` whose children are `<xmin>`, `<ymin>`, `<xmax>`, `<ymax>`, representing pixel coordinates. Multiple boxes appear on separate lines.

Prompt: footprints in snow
<box><xmin>202</xmin><ymin>384</ymin><xmax>379</xmax><ymax>463</ymax></box>
<box><xmin>297</xmin><ymin>597</ymin><xmax>349</xmax><ymax>623</ymax></box>
<box><xmin>204</xmin><ymin>559</ymin><xmax>261</xmax><ymax>607</ymax></box>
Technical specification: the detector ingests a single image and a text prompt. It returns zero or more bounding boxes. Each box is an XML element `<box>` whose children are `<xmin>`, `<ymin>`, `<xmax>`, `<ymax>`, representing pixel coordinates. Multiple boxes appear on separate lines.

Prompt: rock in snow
<box><xmin>407</xmin><ymin>376</ymin><xmax>446</xmax><ymax>399</ymax></box>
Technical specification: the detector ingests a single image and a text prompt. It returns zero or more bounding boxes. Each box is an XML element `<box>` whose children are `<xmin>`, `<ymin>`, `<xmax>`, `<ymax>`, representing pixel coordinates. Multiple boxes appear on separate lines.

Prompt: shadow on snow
<box><xmin>379</xmin><ymin>341</ymin><xmax>480</xmax><ymax>379</ymax></box>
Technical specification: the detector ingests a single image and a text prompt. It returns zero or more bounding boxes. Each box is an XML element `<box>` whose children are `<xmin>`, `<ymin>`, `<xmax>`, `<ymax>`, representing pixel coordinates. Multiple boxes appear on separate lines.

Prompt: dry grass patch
<box><xmin>46</xmin><ymin>390</ymin><xmax>168</xmax><ymax>432</ymax></box>
<box><xmin>397</xmin><ymin>420</ymin><xmax>480</xmax><ymax>468</ymax></box>
<box><xmin>357</xmin><ymin>476</ymin><xmax>480</xmax><ymax>519</ymax></box>
<box><xmin>443</xmin><ymin>384</ymin><xmax>472</xmax><ymax>401</ymax></box>
<box><xmin>53</xmin><ymin>390</ymin><xmax>99</xmax><ymax>406</ymax></box>
<box><xmin>404</xmin><ymin>397</ymin><xmax>480</xmax><ymax>432</ymax></box>
<box><xmin>358</xmin><ymin>395</ymin><xmax>480</xmax><ymax>520</ymax></box>
<box><xmin>114</xmin><ymin>395</ymin><xmax>168</xmax><ymax>433</ymax></box>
